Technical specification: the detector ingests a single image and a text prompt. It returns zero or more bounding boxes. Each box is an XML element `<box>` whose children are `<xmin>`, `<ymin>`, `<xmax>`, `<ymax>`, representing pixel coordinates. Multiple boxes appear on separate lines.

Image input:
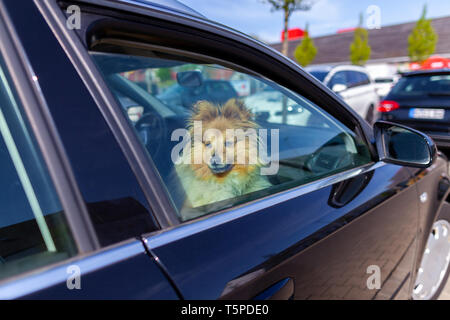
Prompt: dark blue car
<box><xmin>0</xmin><ymin>0</ymin><xmax>449</xmax><ymax>300</ymax></box>
<box><xmin>379</xmin><ymin>69</ymin><xmax>450</xmax><ymax>148</ymax></box>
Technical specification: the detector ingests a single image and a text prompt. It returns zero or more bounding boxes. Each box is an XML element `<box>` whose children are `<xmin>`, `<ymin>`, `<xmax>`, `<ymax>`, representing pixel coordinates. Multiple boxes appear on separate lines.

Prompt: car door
<box><xmin>141</xmin><ymin>91</ymin><xmax>420</xmax><ymax>300</ymax></box>
<box><xmin>0</xmin><ymin>0</ymin><xmax>179</xmax><ymax>299</ymax></box>
<box><xmin>38</xmin><ymin>0</ymin><xmax>423</xmax><ymax>300</ymax></box>
<box><xmin>64</xmin><ymin>16</ymin><xmax>422</xmax><ymax>302</ymax></box>
<box><xmin>144</xmin><ymin>71</ymin><xmax>419</xmax><ymax>300</ymax></box>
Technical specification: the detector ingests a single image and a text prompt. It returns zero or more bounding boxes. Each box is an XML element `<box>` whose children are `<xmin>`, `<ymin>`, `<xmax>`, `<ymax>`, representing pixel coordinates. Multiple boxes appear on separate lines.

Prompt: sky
<box><xmin>179</xmin><ymin>0</ymin><xmax>450</xmax><ymax>44</ymax></box>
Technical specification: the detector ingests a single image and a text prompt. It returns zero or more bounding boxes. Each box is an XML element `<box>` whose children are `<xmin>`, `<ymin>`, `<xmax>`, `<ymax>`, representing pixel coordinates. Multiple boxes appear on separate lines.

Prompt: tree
<box><xmin>408</xmin><ymin>5</ymin><xmax>438</xmax><ymax>63</ymax></box>
<box><xmin>262</xmin><ymin>0</ymin><xmax>315</xmax><ymax>56</ymax></box>
<box><xmin>156</xmin><ymin>68</ymin><xmax>171</xmax><ymax>82</ymax></box>
<box><xmin>294</xmin><ymin>24</ymin><xmax>317</xmax><ymax>66</ymax></box>
<box><xmin>350</xmin><ymin>13</ymin><xmax>371</xmax><ymax>66</ymax></box>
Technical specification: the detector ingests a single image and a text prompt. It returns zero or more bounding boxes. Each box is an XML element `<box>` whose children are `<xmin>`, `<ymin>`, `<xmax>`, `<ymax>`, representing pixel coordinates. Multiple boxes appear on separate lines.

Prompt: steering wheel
<box><xmin>306</xmin><ymin>146</ymin><xmax>355</xmax><ymax>174</ymax></box>
<box><xmin>305</xmin><ymin>134</ymin><xmax>356</xmax><ymax>174</ymax></box>
<box><xmin>134</xmin><ymin>111</ymin><xmax>167</xmax><ymax>158</ymax></box>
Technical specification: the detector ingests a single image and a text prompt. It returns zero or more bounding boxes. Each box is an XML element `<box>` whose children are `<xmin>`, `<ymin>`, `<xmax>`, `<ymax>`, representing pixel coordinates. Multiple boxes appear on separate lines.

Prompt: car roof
<box><xmin>118</xmin><ymin>0</ymin><xmax>205</xmax><ymax>18</ymax></box>
<box><xmin>401</xmin><ymin>68</ymin><xmax>450</xmax><ymax>77</ymax></box>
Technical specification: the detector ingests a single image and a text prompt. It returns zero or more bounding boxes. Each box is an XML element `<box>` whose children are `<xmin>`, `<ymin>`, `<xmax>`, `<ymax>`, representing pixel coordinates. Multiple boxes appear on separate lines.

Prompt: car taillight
<box><xmin>378</xmin><ymin>100</ymin><xmax>400</xmax><ymax>112</ymax></box>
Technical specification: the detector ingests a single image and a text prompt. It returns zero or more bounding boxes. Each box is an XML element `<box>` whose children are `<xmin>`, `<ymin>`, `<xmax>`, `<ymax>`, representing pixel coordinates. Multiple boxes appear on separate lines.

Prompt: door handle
<box><xmin>253</xmin><ymin>278</ymin><xmax>294</xmax><ymax>300</ymax></box>
<box><xmin>328</xmin><ymin>171</ymin><xmax>373</xmax><ymax>208</ymax></box>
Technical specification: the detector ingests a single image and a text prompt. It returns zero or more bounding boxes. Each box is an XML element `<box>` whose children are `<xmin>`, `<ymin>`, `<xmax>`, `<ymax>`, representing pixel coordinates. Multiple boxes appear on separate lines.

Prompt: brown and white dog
<box><xmin>175</xmin><ymin>99</ymin><xmax>271</xmax><ymax>219</ymax></box>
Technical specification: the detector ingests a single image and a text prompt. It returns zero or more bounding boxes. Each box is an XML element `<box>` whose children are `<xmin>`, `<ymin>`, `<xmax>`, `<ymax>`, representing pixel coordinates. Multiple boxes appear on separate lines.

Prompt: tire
<box><xmin>412</xmin><ymin>206</ymin><xmax>450</xmax><ymax>300</ymax></box>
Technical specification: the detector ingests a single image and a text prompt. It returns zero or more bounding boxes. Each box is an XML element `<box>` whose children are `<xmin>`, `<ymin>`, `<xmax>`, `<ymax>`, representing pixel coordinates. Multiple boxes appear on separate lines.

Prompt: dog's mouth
<box><xmin>208</xmin><ymin>163</ymin><xmax>234</xmax><ymax>175</ymax></box>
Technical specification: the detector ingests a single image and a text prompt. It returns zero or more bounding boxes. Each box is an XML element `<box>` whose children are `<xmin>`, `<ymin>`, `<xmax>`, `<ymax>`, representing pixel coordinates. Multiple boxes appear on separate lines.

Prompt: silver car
<box><xmin>306</xmin><ymin>65</ymin><xmax>380</xmax><ymax>123</ymax></box>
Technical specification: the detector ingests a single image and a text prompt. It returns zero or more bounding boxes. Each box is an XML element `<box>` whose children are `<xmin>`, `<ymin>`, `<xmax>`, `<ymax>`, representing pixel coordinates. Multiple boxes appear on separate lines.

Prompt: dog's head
<box><xmin>188</xmin><ymin>99</ymin><xmax>260</xmax><ymax>179</ymax></box>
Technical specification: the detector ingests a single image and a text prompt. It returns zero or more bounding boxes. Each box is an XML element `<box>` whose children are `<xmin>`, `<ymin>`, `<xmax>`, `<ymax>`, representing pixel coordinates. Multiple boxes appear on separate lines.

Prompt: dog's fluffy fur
<box><xmin>175</xmin><ymin>99</ymin><xmax>271</xmax><ymax>219</ymax></box>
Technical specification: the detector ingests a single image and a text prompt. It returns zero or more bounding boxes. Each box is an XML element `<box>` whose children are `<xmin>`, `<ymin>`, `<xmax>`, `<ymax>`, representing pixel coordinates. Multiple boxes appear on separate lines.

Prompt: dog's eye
<box><xmin>204</xmin><ymin>142</ymin><xmax>212</xmax><ymax>148</ymax></box>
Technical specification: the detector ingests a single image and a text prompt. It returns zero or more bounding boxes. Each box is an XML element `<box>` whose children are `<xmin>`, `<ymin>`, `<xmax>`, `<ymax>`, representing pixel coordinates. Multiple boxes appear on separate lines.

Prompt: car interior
<box><xmin>91</xmin><ymin>51</ymin><xmax>372</xmax><ymax>220</ymax></box>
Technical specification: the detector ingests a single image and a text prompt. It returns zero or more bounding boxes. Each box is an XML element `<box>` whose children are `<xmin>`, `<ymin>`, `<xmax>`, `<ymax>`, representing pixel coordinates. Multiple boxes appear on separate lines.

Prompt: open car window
<box><xmin>91</xmin><ymin>51</ymin><xmax>372</xmax><ymax>222</ymax></box>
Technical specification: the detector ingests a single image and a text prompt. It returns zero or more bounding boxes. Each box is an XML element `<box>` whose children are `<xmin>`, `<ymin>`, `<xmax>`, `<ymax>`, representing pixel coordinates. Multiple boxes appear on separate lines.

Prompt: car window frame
<box><xmin>0</xmin><ymin>0</ymin><xmax>100</xmax><ymax>285</ymax></box>
<box><xmin>39</xmin><ymin>0</ymin><xmax>379</xmax><ymax>228</ymax></box>
<box><xmin>36</xmin><ymin>1</ymin><xmax>180</xmax><ymax>229</ymax></box>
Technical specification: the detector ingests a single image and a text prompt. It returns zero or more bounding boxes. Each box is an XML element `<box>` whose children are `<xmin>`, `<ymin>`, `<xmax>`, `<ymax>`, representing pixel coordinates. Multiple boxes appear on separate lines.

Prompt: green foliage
<box><xmin>350</xmin><ymin>14</ymin><xmax>371</xmax><ymax>66</ymax></box>
<box><xmin>156</xmin><ymin>68</ymin><xmax>172</xmax><ymax>82</ymax></box>
<box><xmin>294</xmin><ymin>26</ymin><xmax>317</xmax><ymax>67</ymax></box>
<box><xmin>263</xmin><ymin>0</ymin><xmax>314</xmax><ymax>14</ymax></box>
<box><xmin>262</xmin><ymin>0</ymin><xmax>315</xmax><ymax>56</ymax></box>
<box><xmin>408</xmin><ymin>5</ymin><xmax>438</xmax><ymax>63</ymax></box>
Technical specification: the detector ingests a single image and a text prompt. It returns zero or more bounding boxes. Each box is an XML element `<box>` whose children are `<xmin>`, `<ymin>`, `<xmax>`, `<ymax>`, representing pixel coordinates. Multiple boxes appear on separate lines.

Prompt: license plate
<box><xmin>409</xmin><ymin>108</ymin><xmax>445</xmax><ymax>119</ymax></box>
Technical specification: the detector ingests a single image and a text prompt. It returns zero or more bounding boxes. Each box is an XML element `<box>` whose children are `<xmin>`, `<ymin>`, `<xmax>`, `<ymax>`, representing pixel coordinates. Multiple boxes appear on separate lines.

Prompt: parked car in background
<box><xmin>306</xmin><ymin>65</ymin><xmax>379</xmax><ymax>123</ymax></box>
<box><xmin>1</xmin><ymin>0</ymin><xmax>450</xmax><ymax>302</ymax></box>
<box><xmin>157</xmin><ymin>79</ymin><xmax>238</xmax><ymax>109</ymax></box>
<box><xmin>366</xmin><ymin>64</ymin><xmax>399</xmax><ymax>99</ymax></box>
<box><xmin>243</xmin><ymin>87</ymin><xmax>312</xmax><ymax>126</ymax></box>
<box><xmin>379</xmin><ymin>69</ymin><xmax>450</xmax><ymax>148</ymax></box>
<box><xmin>230</xmin><ymin>79</ymin><xmax>251</xmax><ymax>97</ymax></box>
<box><xmin>374</xmin><ymin>75</ymin><xmax>400</xmax><ymax>99</ymax></box>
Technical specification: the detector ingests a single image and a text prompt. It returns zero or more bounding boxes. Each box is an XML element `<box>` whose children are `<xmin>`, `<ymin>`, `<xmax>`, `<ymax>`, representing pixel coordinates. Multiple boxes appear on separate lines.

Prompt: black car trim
<box><xmin>36</xmin><ymin>0</ymin><xmax>179</xmax><ymax>228</ymax></box>
<box><xmin>119</xmin><ymin>0</ymin><xmax>206</xmax><ymax>19</ymax></box>
<box><xmin>0</xmin><ymin>0</ymin><xmax>99</xmax><ymax>253</ymax></box>
<box><xmin>401</xmin><ymin>69</ymin><xmax>450</xmax><ymax>77</ymax></box>
<box><xmin>90</xmin><ymin>37</ymin><xmax>264</xmax><ymax>79</ymax></box>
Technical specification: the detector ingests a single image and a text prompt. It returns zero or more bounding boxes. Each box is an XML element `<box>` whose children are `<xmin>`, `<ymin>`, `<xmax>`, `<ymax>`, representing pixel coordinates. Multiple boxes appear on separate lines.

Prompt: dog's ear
<box><xmin>191</xmin><ymin>100</ymin><xmax>219</xmax><ymax>123</ymax></box>
<box><xmin>222</xmin><ymin>99</ymin><xmax>253</xmax><ymax>121</ymax></box>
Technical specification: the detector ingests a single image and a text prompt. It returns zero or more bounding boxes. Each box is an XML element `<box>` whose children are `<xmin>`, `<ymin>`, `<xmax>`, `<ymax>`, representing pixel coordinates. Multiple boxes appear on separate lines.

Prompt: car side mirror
<box><xmin>177</xmin><ymin>71</ymin><xmax>203</xmax><ymax>88</ymax></box>
<box><xmin>374</xmin><ymin>121</ymin><xmax>437</xmax><ymax>168</ymax></box>
<box><xmin>332</xmin><ymin>83</ymin><xmax>347</xmax><ymax>93</ymax></box>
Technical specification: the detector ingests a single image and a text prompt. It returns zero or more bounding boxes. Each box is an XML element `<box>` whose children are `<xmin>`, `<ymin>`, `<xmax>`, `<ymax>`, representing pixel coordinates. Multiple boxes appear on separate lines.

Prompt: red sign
<box><xmin>281</xmin><ymin>28</ymin><xmax>305</xmax><ymax>41</ymax></box>
<box><xmin>409</xmin><ymin>55</ymin><xmax>450</xmax><ymax>70</ymax></box>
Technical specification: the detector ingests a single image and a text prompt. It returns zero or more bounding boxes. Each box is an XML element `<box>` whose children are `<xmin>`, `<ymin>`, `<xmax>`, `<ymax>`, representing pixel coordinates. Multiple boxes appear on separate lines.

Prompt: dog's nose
<box><xmin>210</xmin><ymin>155</ymin><xmax>222</xmax><ymax>166</ymax></box>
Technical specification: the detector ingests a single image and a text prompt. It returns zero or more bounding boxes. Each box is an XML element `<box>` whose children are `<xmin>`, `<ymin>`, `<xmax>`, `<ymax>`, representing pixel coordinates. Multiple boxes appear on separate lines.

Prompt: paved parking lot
<box><xmin>439</xmin><ymin>280</ymin><xmax>450</xmax><ymax>299</ymax></box>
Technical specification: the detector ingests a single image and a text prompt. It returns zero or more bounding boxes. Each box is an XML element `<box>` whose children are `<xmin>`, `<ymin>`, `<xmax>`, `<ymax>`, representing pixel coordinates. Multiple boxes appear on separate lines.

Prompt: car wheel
<box><xmin>365</xmin><ymin>104</ymin><xmax>374</xmax><ymax>124</ymax></box>
<box><xmin>412</xmin><ymin>211</ymin><xmax>450</xmax><ymax>300</ymax></box>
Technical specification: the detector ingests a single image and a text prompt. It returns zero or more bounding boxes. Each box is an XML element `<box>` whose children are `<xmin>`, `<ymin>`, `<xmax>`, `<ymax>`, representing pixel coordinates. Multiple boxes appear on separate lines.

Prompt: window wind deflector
<box><xmin>88</xmin><ymin>38</ymin><xmax>262</xmax><ymax>79</ymax></box>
